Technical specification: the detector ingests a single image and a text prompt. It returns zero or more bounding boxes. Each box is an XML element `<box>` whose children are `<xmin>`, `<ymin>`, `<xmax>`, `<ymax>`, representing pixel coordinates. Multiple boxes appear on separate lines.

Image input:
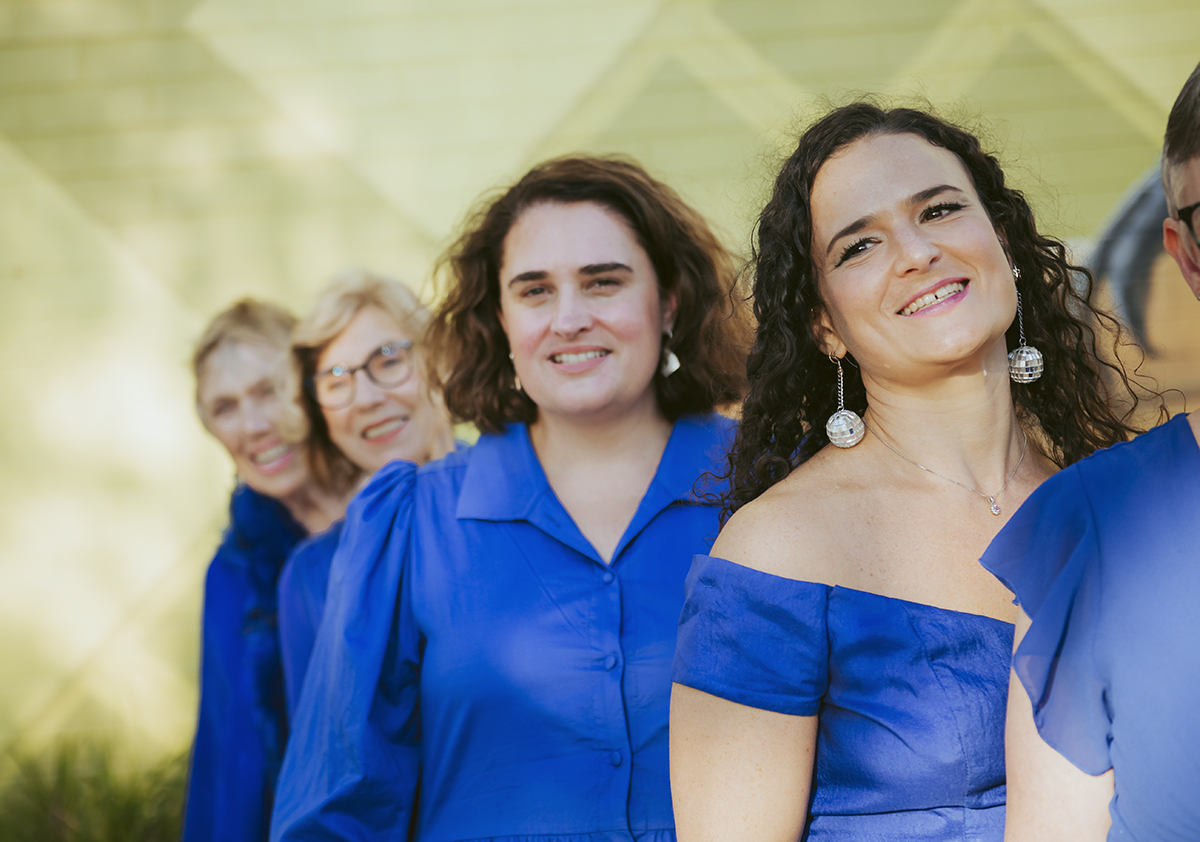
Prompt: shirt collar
<box><xmin>456</xmin><ymin>412</ymin><xmax>734</xmax><ymax>524</ymax></box>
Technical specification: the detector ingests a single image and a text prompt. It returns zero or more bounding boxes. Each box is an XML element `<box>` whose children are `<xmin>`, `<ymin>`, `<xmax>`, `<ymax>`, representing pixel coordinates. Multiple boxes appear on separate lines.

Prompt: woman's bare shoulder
<box><xmin>711</xmin><ymin>453</ymin><xmax>852</xmax><ymax>583</ymax></box>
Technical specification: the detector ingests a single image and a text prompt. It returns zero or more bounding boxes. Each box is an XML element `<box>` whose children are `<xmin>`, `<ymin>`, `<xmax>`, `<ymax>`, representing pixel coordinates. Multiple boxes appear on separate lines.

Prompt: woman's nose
<box><xmin>894</xmin><ymin>224</ymin><xmax>941</xmax><ymax>274</ymax></box>
<box><xmin>351</xmin><ymin>368</ymin><xmax>386</xmax><ymax>408</ymax></box>
<box><xmin>551</xmin><ymin>288</ymin><xmax>593</xmax><ymax>335</ymax></box>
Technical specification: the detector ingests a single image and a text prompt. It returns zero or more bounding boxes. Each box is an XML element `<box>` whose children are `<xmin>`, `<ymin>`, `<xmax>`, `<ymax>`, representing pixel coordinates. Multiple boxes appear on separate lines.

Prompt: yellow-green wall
<box><xmin>1</xmin><ymin>0</ymin><xmax>1196</xmax><ymax>761</ymax></box>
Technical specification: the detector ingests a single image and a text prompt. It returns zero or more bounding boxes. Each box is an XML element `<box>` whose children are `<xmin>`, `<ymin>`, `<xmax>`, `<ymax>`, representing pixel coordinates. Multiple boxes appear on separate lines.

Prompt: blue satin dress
<box><xmin>982</xmin><ymin>414</ymin><xmax>1200</xmax><ymax>841</ymax></box>
<box><xmin>672</xmin><ymin>554</ymin><xmax>1011</xmax><ymax>840</ymax></box>
<box><xmin>184</xmin><ymin>484</ymin><xmax>306</xmax><ymax>842</ymax></box>
<box><xmin>272</xmin><ymin>414</ymin><xmax>734</xmax><ymax>842</ymax></box>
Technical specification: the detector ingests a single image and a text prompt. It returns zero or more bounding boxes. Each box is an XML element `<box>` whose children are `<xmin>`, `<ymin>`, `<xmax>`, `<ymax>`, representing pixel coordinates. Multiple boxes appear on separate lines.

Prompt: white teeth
<box><xmin>899</xmin><ymin>282</ymin><xmax>965</xmax><ymax>316</ymax></box>
<box><xmin>552</xmin><ymin>350</ymin><xmax>609</xmax><ymax>365</ymax></box>
<box><xmin>253</xmin><ymin>444</ymin><xmax>289</xmax><ymax>465</ymax></box>
<box><xmin>364</xmin><ymin>418</ymin><xmax>405</xmax><ymax>440</ymax></box>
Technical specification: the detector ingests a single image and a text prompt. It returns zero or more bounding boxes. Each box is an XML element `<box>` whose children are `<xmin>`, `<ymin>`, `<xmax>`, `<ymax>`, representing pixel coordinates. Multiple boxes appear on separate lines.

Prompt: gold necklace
<box><xmin>863</xmin><ymin>421</ymin><xmax>1028</xmax><ymax>516</ymax></box>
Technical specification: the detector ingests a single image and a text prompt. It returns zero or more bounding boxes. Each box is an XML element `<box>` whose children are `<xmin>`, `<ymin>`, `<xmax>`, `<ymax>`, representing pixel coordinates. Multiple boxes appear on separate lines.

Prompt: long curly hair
<box><xmin>428</xmin><ymin>155</ymin><xmax>752</xmax><ymax>432</ymax></box>
<box><xmin>726</xmin><ymin>102</ymin><xmax>1155</xmax><ymax>520</ymax></box>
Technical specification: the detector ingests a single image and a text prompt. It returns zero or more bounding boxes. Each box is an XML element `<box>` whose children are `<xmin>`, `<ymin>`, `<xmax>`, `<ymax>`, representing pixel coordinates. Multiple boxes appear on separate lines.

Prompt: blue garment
<box><xmin>272</xmin><ymin>414</ymin><xmax>734</xmax><ymax>842</ymax></box>
<box><xmin>278</xmin><ymin>520</ymin><xmax>343</xmax><ymax>715</ymax></box>
<box><xmin>982</xmin><ymin>414</ymin><xmax>1200</xmax><ymax>841</ymax></box>
<box><xmin>184</xmin><ymin>484</ymin><xmax>307</xmax><ymax>842</ymax></box>
<box><xmin>278</xmin><ymin>444</ymin><xmax>469</xmax><ymax>716</ymax></box>
<box><xmin>672</xmin><ymin>554</ymin><xmax>1011</xmax><ymax>841</ymax></box>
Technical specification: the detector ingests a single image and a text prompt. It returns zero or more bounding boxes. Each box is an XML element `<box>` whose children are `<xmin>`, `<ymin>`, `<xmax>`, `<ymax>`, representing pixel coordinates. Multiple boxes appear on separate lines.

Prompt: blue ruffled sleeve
<box><xmin>271</xmin><ymin>460</ymin><xmax>419</xmax><ymax>841</ymax></box>
<box><xmin>980</xmin><ymin>466</ymin><xmax>1112</xmax><ymax>775</ymax></box>
<box><xmin>672</xmin><ymin>554</ymin><xmax>829</xmax><ymax>716</ymax></box>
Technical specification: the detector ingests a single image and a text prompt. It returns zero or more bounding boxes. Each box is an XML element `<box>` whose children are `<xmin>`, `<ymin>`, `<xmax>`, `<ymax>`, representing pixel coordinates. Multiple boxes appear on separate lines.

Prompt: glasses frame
<box><xmin>1178</xmin><ymin>200</ymin><xmax>1200</xmax><ymax>250</ymax></box>
<box><xmin>309</xmin><ymin>340</ymin><xmax>414</xmax><ymax>409</ymax></box>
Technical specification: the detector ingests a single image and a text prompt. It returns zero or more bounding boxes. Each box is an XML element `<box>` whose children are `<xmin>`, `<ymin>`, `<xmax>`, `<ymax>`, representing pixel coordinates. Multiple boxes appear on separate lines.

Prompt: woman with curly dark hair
<box><xmin>669</xmin><ymin>103</ymin><xmax>1149</xmax><ymax>841</ymax></box>
<box><xmin>272</xmin><ymin>155</ymin><xmax>752</xmax><ymax>841</ymax></box>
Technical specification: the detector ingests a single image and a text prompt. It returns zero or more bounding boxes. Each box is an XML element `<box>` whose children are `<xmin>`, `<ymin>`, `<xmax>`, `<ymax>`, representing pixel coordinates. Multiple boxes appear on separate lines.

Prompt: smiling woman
<box><xmin>186</xmin><ymin>299</ymin><xmax>347</xmax><ymax>842</ymax></box>
<box><xmin>276</xmin><ymin>270</ymin><xmax>455</xmax><ymax>714</ymax></box>
<box><xmin>270</xmin><ymin>156</ymin><xmax>753</xmax><ymax>842</ymax></box>
<box><xmin>667</xmin><ymin>103</ymin><xmax>1158</xmax><ymax>842</ymax></box>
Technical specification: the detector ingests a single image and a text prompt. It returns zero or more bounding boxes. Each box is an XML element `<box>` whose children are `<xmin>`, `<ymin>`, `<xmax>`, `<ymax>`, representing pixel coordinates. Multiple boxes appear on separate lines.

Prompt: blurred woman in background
<box><xmin>278</xmin><ymin>270</ymin><xmax>455</xmax><ymax>713</ymax></box>
<box><xmin>186</xmin><ymin>299</ymin><xmax>349</xmax><ymax>842</ymax></box>
<box><xmin>271</xmin><ymin>155</ymin><xmax>751</xmax><ymax>841</ymax></box>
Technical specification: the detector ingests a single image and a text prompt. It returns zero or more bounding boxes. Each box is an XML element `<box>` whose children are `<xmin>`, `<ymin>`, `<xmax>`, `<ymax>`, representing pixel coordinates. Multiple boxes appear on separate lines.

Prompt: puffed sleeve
<box><xmin>980</xmin><ymin>466</ymin><xmax>1112</xmax><ymax>775</ymax></box>
<box><xmin>271</xmin><ymin>460</ymin><xmax>419</xmax><ymax>841</ymax></box>
<box><xmin>672</xmin><ymin>554</ymin><xmax>830</xmax><ymax>716</ymax></box>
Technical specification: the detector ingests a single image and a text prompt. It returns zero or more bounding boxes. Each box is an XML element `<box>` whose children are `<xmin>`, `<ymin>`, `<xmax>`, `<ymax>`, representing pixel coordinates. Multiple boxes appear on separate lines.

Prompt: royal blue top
<box><xmin>271</xmin><ymin>414</ymin><xmax>734</xmax><ymax>842</ymax></box>
<box><xmin>184</xmin><ymin>484</ymin><xmax>306</xmax><ymax>842</ymax></box>
<box><xmin>672</xmin><ymin>554</ymin><xmax>1011</xmax><ymax>841</ymax></box>
<box><xmin>278</xmin><ymin>444</ymin><xmax>469</xmax><ymax>716</ymax></box>
<box><xmin>278</xmin><ymin>520</ymin><xmax>343</xmax><ymax>715</ymax></box>
<box><xmin>982</xmin><ymin>414</ymin><xmax>1200</xmax><ymax>841</ymax></box>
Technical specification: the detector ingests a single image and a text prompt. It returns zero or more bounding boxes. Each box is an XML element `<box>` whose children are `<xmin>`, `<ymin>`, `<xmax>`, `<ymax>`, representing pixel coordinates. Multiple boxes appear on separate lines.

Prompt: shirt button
<box><xmin>602</xmin><ymin>570</ymin><xmax>614</xmax><ymax>584</ymax></box>
<box><xmin>605</xmin><ymin>654</ymin><xmax>618</xmax><ymax>670</ymax></box>
<box><xmin>610</xmin><ymin>751</ymin><xmax>623</xmax><ymax>767</ymax></box>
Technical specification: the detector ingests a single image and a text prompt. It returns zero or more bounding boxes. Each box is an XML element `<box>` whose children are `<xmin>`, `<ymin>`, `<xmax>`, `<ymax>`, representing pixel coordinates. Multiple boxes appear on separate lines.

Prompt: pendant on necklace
<box><xmin>988</xmin><ymin>497</ymin><xmax>1001</xmax><ymax>516</ymax></box>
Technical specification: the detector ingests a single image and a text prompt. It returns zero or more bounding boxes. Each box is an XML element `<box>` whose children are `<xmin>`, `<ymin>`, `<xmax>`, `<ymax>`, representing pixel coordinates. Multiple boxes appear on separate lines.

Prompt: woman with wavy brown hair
<box><xmin>272</xmin><ymin>155</ymin><xmax>751</xmax><ymax>842</ymax></box>
<box><xmin>669</xmin><ymin>103</ymin><xmax>1151</xmax><ymax>841</ymax></box>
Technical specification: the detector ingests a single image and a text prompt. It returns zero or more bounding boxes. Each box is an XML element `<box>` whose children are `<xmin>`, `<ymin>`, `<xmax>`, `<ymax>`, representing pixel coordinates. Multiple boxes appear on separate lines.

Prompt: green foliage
<box><xmin>0</xmin><ymin>743</ymin><xmax>186</xmax><ymax>842</ymax></box>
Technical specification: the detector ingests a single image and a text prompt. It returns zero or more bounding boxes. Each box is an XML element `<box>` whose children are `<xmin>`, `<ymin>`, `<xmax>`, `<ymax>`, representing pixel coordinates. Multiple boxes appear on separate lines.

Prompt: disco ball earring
<box><xmin>1007</xmin><ymin>269</ymin><xmax>1044</xmax><ymax>384</ymax></box>
<box><xmin>825</xmin><ymin>354</ymin><xmax>864</xmax><ymax>448</ymax></box>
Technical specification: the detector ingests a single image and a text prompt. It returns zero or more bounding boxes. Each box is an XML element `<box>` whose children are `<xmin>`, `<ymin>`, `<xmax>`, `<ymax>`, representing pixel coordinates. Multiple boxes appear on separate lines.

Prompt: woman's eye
<box><xmin>590</xmin><ymin>277</ymin><xmax>621</xmax><ymax>290</ymax></box>
<box><xmin>521</xmin><ymin>285</ymin><xmax>548</xmax><ymax>298</ymax></box>
<box><xmin>835</xmin><ymin>238</ymin><xmax>873</xmax><ymax>267</ymax></box>
<box><xmin>211</xmin><ymin>400</ymin><xmax>236</xmax><ymax>417</ymax></box>
<box><xmin>923</xmin><ymin>202</ymin><xmax>964</xmax><ymax>221</ymax></box>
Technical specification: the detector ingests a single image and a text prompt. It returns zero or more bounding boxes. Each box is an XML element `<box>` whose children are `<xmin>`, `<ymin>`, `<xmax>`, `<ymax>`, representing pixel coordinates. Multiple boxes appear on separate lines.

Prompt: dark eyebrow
<box><xmin>507</xmin><ymin>263</ymin><xmax>632</xmax><ymax>286</ymax></box>
<box><xmin>580</xmin><ymin>262</ymin><xmax>632</xmax><ymax>275</ymax></box>
<box><xmin>508</xmin><ymin>270</ymin><xmax>548</xmax><ymax>286</ymax></box>
<box><xmin>824</xmin><ymin>184</ymin><xmax>964</xmax><ymax>257</ymax></box>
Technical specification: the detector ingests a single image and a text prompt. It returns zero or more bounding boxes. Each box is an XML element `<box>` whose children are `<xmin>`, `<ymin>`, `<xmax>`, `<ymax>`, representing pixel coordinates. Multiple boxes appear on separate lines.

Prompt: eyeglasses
<box><xmin>309</xmin><ymin>341</ymin><xmax>414</xmax><ymax>409</ymax></box>
<box><xmin>1178</xmin><ymin>200</ymin><xmax>1200</xmax><ymax>249</ymax></box>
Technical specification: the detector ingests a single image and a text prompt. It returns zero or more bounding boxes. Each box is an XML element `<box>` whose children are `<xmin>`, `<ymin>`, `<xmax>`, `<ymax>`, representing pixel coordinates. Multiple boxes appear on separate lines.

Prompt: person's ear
<box><xmin>660</xmin><ymin>286</ymin><xmax>680</xmax><ymax>335</ymax></box>
<box><xmin>812</xmin><ymin>308</ymin><xmax>847</xmax><ymax>359</ymax></box>
<box><xmin>1163</xmin><ymin>218</ymin><xmax>1200</xmax><ymax>299</ymax></box>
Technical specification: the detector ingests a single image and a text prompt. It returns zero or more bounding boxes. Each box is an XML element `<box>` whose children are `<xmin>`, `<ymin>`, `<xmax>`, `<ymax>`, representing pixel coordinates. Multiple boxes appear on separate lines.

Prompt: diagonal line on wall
<box><xmin>1019</xmin><ymin>0</ymin><xmax>1165</xmax><ymax>142</ymax></box>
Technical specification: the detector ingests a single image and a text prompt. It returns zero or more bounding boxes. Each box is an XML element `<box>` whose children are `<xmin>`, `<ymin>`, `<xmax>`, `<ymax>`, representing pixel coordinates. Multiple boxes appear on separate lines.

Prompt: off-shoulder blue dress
<box><xmin>272</xmin><ymin>414</ymin><xmax>734</xmax><ymax>842</ymax></box>
<box><xmin>673</xmin><ymin>555</ymin><xmax>1012</xmax><ymax>840</ymax></box>
<box><xmin>184</xmin><ymin>484</ymin><xmax>306</xmax><ymax>842</ymax></box>
<box><xmin>982</xmin><ymin>413</ymin><xmax>1200</xmax><ymax>841</ymax></box>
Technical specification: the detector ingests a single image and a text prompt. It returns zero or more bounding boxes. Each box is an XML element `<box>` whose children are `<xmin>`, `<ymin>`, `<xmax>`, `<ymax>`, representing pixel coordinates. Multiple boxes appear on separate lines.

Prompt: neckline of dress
<box><xmin>701</xmin><ymin>554</ymin><xmax>1015</xmax><ymax>628</ymax></box>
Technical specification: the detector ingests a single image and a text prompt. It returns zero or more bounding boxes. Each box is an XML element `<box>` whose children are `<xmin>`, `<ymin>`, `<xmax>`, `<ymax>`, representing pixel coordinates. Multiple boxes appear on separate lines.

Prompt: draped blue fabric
<box><xmin>982</xmin><ymin>414</ymin><xmax>1200</xmax><ymax>841</ymax></box>
<box><xmin>278</xmin><ymin>444</ymin><xmax>468</xmax><ymax>717</ymax></box>
<box><xmin>673</xmin><ymin>554</ymin><xmax>1011</xmax><ymax>841</ymax></box>
<box><xmin>271</xmin><ymin>414</ymin><xmax>733</xmax><ymax>842</ymax></box>
<box><xmin>184</xmin><ymin>484</ymin><xmax>306</xmax><ymax>842</ymax></box>
<box><xmin>278</xmin><ymin>520</ymin><xmax>343</xmax><ymax>715</ymax></box>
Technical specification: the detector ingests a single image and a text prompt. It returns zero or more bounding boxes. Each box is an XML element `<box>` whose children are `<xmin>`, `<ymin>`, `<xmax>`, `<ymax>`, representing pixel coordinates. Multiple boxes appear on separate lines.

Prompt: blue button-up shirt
<box><xmin>272</xmin><ymin>414</ymin><xmax>734</xmax><ymax>842</ymax></box>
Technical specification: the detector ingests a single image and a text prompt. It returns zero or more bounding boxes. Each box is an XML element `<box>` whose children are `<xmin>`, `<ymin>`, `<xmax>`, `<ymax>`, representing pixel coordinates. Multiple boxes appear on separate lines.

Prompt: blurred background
<box><xmin>0</xmin><ymin>0</ymin><xmax>1197</xmax><ymax>785</ymax></box>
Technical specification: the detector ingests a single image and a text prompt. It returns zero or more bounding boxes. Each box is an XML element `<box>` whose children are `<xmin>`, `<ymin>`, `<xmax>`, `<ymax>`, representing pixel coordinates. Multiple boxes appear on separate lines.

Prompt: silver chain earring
<box><xmin>1007</xmin><ymin>268</ymin><xmax>1044</xmax><ymax>383</ymax></box>
<box><xmin>826</xmin><ymin>355</ymin><xmax>864</xmax><ymax>448</ymax></box>
<box><xmin>660</xmin><ymin>329</ymin><xmax>681</xmax><ymax>377</ymax></box>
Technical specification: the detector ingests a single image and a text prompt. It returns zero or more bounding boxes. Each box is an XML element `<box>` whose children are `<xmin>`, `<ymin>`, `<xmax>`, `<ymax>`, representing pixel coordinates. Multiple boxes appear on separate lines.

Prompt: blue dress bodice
<box><xmin>673</xmin><ymin>554</ymin><xmax>1012</xmax><ymax>840</ymax></box>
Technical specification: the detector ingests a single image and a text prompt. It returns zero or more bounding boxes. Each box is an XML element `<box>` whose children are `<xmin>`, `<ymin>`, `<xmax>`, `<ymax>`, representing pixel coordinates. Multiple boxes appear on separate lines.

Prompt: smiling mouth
<box><xmin>252</xmin><ymin>444</ymin><xmax>289</xmax><ymax>465</ymax></box>
<box><xmin>363</xmin><ymin>417</ymin><xmax>407</xmax><ymax>440</ymax></box>
<box><xmin>552</xmin><ymin>350</ymin><xmax>610</xmax><ymax>364</ymax></box>
<box><xmin>899</xmin><ymin>281</ymin><xmax>966</xmax><ymax>316</ymax></box>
